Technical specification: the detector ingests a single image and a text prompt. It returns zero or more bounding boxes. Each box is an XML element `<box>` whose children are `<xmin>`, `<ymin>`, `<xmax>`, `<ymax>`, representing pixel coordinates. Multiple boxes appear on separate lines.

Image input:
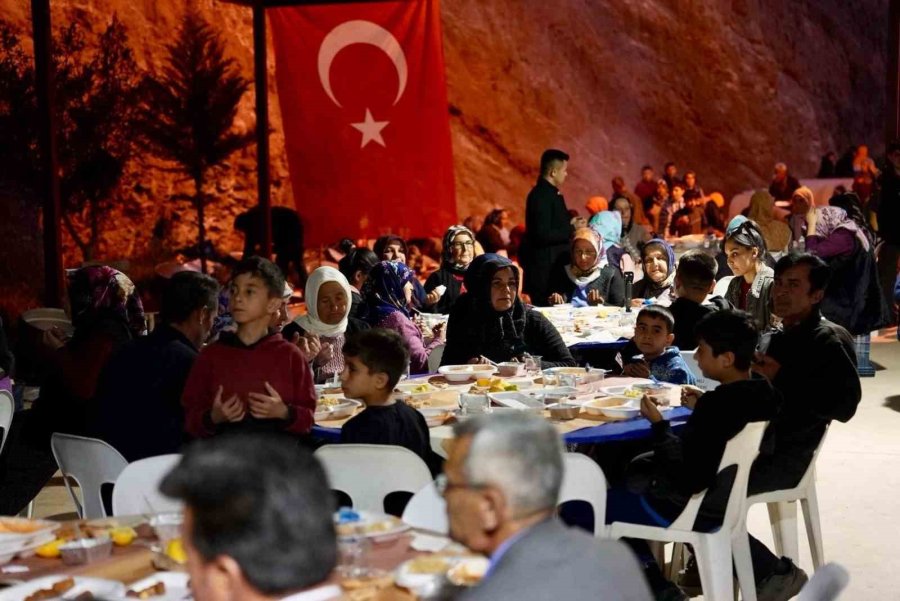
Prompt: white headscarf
<box><xmin>295</xmin><ymin>267</ymin><xmax>352</xmax><ymax>337</ymax></box>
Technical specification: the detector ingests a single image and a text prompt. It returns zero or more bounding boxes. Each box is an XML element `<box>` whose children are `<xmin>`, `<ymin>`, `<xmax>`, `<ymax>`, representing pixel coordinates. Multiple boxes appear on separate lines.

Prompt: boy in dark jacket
<box><xmin>669</xmin><ymin>250</ymin><xmax>731</xmax><ymax>351</ymax></box>
<box><xmin>607</xmin><ymin>310</ymin><xmax>779</xmax><ymax>597</ymax></box>
<box><xmin>622</xmin><ymin>306</ymin><xmax>696</xmax><ymax>385</ymax></box>
<box><xmin>339</xmin><ymin>328</ymin><xmax>441</xmax><ymax>476</ymax></box>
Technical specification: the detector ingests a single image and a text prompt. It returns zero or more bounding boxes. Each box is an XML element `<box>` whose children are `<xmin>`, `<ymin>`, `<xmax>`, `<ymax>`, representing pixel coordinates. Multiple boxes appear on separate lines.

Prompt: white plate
<box><xmin>447</xmin><ymin>556</ymin><xmax>490</xmax><ymax>587</ymax></box>
<box><xmin>487</xmin><ymin>392</ymin><xmax>545</xmax><ymax>412</ymax></box>
<box><xmin>315</xmin><ymin>398</ymin><xmax>362</xmax><ymax>421</ymax></box>
<box><xmin>119</xmin><ymin>572</ymin><xmax>191</xmax><ymax>600</ymax></box>
<box><xmin>0</xmin><ymin>518</ymin><xmax>59</xmax><ymax>549</ymax></box>
<box><xmin>395</xmin><ymin>556</ymin><xmax>455</xmax><ymax>594</ymax></box>
<box><xmin>395</xmin><ymin>382</ymin><xmax>441</xmax><ymax>397</ymax></box>
<box><xmin>0</xmin><ymin>576</ymin><xmax>125</xmax><ymax>600</ymax></box>
<box><xmin>599</xmin><ymin>380</ymin><xmax>654</xmax><ymax>397</ymax></box>
<box><xmin>417</xmin><ymin>407</ymin><xmax>454</xmax><ymax>428</ymax></box>
<box><xmin>438</xmin><ymin>365</ymin><xmax>497</xmax><ymax>383</ymax></box>
<box><xmin>0</xmin><ymin>531</ymin><xmax>56</xmax><ymax>565</ymax></box>
<box><xmin>582</xmin><ymin>396</ymin><xmax>638</xmax><ymax>417</ymax></box>
<box><xmin>334</xmin><ymin>510</ymin><xmax>410</xmax><ymax>540</ymax></box>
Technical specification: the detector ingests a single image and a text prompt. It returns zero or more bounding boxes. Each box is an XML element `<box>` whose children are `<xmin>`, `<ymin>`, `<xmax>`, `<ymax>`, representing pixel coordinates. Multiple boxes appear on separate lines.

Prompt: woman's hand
<box><xmin>468</xmin><ymin>356</ymin><xmax>493</xmax><ymax>365</ymax></box>
<box><xmin>548</xmin><ymin>293</ymin><xmax>566</xmax><ymax>306</ymax></box>
<box><xmin>631</xmin><ymin>298</ymin><xmax>645</xmax><ymax>308</ymax></box>
<box><xmin>587</xmin><ymin>290</ymin><xmax>604</xmax><ymax>305</ymax></box>
<box><xmin>431</xmin><ymin>322</ymin><xmax>446</xmax><ymax>343</ymax></box>
<box><xmin>424</xmin><ymin>290</ymin><xmax>441</xmax><ymax>306</ymax></box>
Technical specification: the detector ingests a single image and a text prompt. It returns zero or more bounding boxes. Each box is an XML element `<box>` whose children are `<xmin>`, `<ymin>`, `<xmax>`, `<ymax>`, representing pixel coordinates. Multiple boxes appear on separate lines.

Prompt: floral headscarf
<box><xmin>815</xmin><ymin>206</ymin><xmax>871</xmax><ymax>252</ymax></box>
<box><xmin>67</xmin><ymin>265</ymin><xmax>145</xmax><ymax>338</ymax></box>
<box><xmin>360</xmin><ymin>261</ymin><xmax>416</xmax><ymax>325</ymax></box>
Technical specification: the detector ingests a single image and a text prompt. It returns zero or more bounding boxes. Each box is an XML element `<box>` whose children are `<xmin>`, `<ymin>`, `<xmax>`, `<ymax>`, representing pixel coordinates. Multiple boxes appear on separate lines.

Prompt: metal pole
<box><xmin>32</xmin><ymin>0</ymin><xmax>64</xmax><ymax>307</ymax></box>
<box><xmin>253</xmin><ymin>1</ymin><xmax>273</xmax><ymax>258</ymax></box>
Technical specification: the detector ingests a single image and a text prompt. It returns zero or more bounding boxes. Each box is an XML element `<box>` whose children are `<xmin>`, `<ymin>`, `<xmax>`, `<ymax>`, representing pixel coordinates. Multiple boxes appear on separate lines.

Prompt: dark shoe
<box><xmin>674</xmin><ymin>555</ymin><xmax>702</xmax><ymax>597</ymax></box>
<box><xmin>655</xmin><ymin>582</ymin><xmax>690</xmax><ymax>601</ymax></box>
<box><xmin>756</xmin><ymin>558</ymin><xmax>809</xmax><ymax>601</ymax></box>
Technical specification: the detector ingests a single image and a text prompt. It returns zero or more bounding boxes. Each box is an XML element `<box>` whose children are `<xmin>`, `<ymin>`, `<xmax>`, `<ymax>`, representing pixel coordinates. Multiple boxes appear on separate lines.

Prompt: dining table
<box><xmin>313</xmin><ymin>375</ymin><xmax>691</xmax><ymax>457</ymax></box>
<box><xmin>0</xmin><ymin>519</ymin><xmax>472</xmax><ymax>601</ymax></box>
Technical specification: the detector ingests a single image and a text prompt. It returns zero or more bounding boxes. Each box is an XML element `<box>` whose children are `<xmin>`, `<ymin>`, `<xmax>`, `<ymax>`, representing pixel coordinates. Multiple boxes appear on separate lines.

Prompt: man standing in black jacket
<box><xmin>748</xmin><ymin>253</ymin><xmax>861</xmax><ymax>601</ymax></box>
<box><xmin>522</xmin><ymin>149</ymin><xmax>574</xmax><ymax>306</ymax></box>
<box><xmin>876</xmin><ymin>140</ymin><xmax>900</xmax><ymax>325</ymax></box>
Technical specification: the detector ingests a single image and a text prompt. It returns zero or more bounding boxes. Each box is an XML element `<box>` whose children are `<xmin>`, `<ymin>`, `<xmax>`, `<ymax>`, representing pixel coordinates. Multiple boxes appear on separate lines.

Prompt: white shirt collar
<box><xmin>279</xmin><ymin>584</ymin><xmax>343</xmax><ymax>601</ymax></box>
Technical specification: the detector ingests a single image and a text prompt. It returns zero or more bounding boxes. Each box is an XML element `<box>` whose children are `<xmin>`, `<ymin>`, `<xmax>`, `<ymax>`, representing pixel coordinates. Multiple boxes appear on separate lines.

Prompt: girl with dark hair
<box><xmin>723</xmin><ymin>221</ymin><xmax>774</xmax><ymax>331</ymax></box>
<box><xmin>476</xmin><ymin>209</ymin><xmax>510</xmax><ymax>254</ymax></box>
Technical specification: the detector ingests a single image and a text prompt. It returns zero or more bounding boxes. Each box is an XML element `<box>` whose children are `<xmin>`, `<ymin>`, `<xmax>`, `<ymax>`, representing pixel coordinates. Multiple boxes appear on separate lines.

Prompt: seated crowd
<box><xmin>0</xmin><ymin>145</ymin><xmax>890</xmax><ymax>601</ymax></box>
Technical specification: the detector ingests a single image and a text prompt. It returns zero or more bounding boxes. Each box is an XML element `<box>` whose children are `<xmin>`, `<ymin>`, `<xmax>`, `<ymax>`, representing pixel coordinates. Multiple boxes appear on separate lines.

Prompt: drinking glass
<box><xmin>524</xmin><ymin>355</ymin><xmax>542</xmax><ymax>377</ymax></box>
<box><xmin>337</xmin><ymin>535</ymin><xmax>371</xmax><ymax>578</ymax></box>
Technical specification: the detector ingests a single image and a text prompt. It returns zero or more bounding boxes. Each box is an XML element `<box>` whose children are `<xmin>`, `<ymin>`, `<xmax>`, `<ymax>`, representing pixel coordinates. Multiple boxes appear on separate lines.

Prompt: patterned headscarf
<box><xmin>815</xmin><ymin>206</ymin><xmax>871</xmax><ymax>252</ymax></box>
<box><xmin>360</xmin><ymin>261</ymin><xmax>416</xmax><ymax>325</ymax></box>
<box><xmin>67</xmin><ymin>266</ymin><xmax>145</xmax><ymax>338</ymax></box>
<box><xmin>440</xmin><ymin>225</ymin><xmax>476</xmax><ymax>275</ymax></box>
<box><xmin>726</xmin><ymin>215</ymin><xmax>749</xmax><ymax>236</ymax></box>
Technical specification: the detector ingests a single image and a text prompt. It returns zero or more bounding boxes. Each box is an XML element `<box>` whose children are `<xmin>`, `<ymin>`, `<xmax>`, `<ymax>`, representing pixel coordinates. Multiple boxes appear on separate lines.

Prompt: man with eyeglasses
<box><xmin>440</xmin><ymin>412</ymin><xmax>651</xmax><ymax>601</ymax></box>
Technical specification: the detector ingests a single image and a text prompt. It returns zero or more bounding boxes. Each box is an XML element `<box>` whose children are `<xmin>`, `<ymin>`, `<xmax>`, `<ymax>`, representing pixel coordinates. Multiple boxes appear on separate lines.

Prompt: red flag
<box><xmin>269</xmin><ymin>0</ymin><xmax>456</xmax><ymax>247</ymax></box>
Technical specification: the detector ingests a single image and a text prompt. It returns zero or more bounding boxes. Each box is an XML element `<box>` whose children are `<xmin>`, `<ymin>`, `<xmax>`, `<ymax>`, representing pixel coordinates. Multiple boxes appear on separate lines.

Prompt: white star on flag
<box><xmin>351</xmin><ymin>108</ymin><xmax>389</xmax><ymax>148</ymax></box>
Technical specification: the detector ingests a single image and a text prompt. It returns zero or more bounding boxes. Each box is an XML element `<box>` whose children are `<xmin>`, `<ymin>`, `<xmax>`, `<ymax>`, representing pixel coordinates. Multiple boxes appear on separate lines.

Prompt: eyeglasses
<box><xmin>434</xmin><ymin>473</ymin><xmax>485</xmax><ymax>497</ymax></box>
<box><xmin>451</xmin><ymin>241</ymin><xmax>475</xmax><ymax>250</ymax></box>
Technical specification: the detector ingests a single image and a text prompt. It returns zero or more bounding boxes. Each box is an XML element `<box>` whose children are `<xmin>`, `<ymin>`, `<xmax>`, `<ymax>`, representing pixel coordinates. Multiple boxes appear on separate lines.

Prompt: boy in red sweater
<box><xmin>182</xmin><ymin>257</ymin><xmax>316</xmax><ymax>438</ymax></box>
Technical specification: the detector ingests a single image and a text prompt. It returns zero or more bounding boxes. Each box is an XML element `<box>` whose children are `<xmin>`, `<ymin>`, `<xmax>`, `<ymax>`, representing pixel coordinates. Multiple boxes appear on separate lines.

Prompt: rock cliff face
<box><xmin>0</xmin><ymin>0</ymin><xmax>887</xmax><ymax>282</ymax></box>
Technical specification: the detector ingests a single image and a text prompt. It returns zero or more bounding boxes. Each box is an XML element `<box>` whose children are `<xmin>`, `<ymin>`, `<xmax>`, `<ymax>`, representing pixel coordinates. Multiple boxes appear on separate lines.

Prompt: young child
<box><xmin>622</xmin><ymin>305</ymin><xmax>697</xmax><ymax>385</ymax></box>
<box><xmin>607</xmin><ymin>310</ymin><xmax>779</xmax><ymax>598</ymax></box>
<box><xmin>181</xmin><ymin>257</ymin><xmax>316</xmax><ymax>439</ymax></box>
<box><xmin>339</xmin><ymin>328</ymin><xmax>441</xmax><ymax>476</ymax></box>
<box><xmin>669</xmin><ymin>250</ymin><xmax>730</xmax><ymax>351</ymax></box>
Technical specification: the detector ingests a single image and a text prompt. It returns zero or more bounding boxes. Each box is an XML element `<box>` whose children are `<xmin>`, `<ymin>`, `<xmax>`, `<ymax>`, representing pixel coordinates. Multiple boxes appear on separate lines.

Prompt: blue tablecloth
<box><xmin>312</xmin><ymin>406</ymin><xmax>691</xmax><ymax>446</ymax></box>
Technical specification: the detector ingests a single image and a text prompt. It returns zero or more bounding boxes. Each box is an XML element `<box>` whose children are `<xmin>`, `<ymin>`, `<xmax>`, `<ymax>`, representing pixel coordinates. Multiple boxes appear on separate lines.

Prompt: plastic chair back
<box><xmin>112</xmin><ymin>454</ymin><xmax>182</xmax><ymax>516</ymax></box>
<box><xmin>401</xmin><ymin>481</ymin><xmax>448</xmax><ymax>534</ymax></box>
<box><xmin>559</xmin><ymin>453</ymin><xmax>608</xmax><ymax>536</ymax></box>
<box><xmin>50</xmin><ymin>433</ymin><xmax>128</xmax><ymax>519</ymax></box>
<box><xmin>315</xmin><ymin>444</ymin><xmax>432</xmax><ymax>513</ymax></box>
<box><xmin>680</xmin><ymin>350</ymin><xmax>720</xmax><ymax>392</ymax></box>
<box><xmin>669</xmin><ymin>421</ymin><xmax>767</xmax><ymax>531</ymax></box>
<box><xmin>0</xmin><ymin>390</ymin><xmax>13</xmax><ymax>454</ymax></box>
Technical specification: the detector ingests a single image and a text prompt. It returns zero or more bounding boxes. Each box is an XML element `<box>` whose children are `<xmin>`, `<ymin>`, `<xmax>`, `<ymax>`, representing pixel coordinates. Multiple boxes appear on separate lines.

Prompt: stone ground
<box><xmin>28</xmin><ymin>335</ymin><xmax>900</xmax><ymax>599</ymax></box>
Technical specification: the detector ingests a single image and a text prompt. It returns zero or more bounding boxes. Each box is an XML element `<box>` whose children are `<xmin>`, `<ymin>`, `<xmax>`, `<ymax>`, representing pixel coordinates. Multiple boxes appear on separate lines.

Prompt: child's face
<box><xmin>341</xmin><ymin>355</ymin><xmax>388</xmax><ymax>401</ymax></box>
<box><xmin>694</xmin><ymin>339</ymin><xmax>732</xmax><ymax>380</ymax></box>
<box><xmin>230</xmin><ymin>273</ymin><xmax>280</xmax><ymax>325</ymax></box>
<box><xmin>643</xmin><ymin>248</ymin><xmax>669</xmax><ymax>284</ymax></box>
<box><xmin>633</xmin><ymin>315</ymin><xmax>674</xmax><ymax>358</ymax></box>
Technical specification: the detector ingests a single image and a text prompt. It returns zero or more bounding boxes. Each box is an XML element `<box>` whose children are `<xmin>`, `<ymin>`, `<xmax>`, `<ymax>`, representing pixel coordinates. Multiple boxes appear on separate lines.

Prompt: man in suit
<box><xmin>522</xmin><ymin>149</ymin><xmax>574</xmax><ymax>305</ymax></box>
<box><xmin>441</xmin><ymin>412</ymin><xmax>652</xmax><ymax>601</ymax></box>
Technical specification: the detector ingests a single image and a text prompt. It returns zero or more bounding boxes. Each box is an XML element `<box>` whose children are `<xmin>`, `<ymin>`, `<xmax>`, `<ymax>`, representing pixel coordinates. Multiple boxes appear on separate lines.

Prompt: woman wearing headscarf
<box><xmin>373</xmin><ymin>234</ymin><xmax>427</xmax><ymax>308</ymax></box>
<box><xmin>631</xmin><ymin>239</ymin><xmax>676</xmax><ymax>305</ymax></box>
<box><xmin>360</xmin><ymin>261</ymin><xmax>444</xmax><ymax>374</ymax></box>
<box><xmin>805</xmin><ymin>195</ymin><xmax>891</xmax><ymax>336</ymax></box>
<box><xmin>0</xmin><ymin>266</ymin><xmax>146</xmax><ymax>514</ymax></box>
<box><xmin>283</xmin><ymin>267</ymin><xmax>369</xmax><ymax>383</ymax></box>
<box><xmin>789</xmin><ymin>186</ymin><xmax>815</xmax><ymax>242</ymax></box>
<box><xmin>423</xmin><ymin>225</ymin><xmax>476</xmax><ymax>314</ymax></box>
<box><xmin>723</xmin><ymin>221</ymin><xmax>775</xmax><ymax>332</ymax></box>
<box><xmin>585</xmin><ymin>196</ymin><xmax>608</xmax><ymax>216</ymax></box>
<box><xmin>747</xmin><ymin>190</ymin><xmax>791</xmax><ymax>254</ymax></box>
<box><xmin>441</xmin><ymin>254</ymin><xmax>575</xmax><ymax>369</ymax></box>
<box><xmin>589</xmin><ymin>210</ymin><xmax>631</xmax><ymax>269</ymax></box>
<box><xmin>547</xmin><ymin>228</ymin><xmax>625</xmax><ymax>307</ymax></box>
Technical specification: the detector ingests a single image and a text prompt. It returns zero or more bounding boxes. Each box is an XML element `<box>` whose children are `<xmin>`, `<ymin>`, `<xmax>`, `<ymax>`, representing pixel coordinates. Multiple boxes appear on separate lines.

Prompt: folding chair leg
<box><xmin>800</xmin><ymin>489</ymin><xmax>825</xmax><ymax>570</ymax></box>
<box><xmin>767</xmin><ymin>501</ymin><xmax>799</xmax><ymax>563</ymax></box>
<box><xmin>668</xmin><ymin>542</ymin><xmax>686</xmax><ymax>580</ymax></box>
<box><xmin>732</xmin><ymin>526</ymin><xmax>758</xmax><ymax>601</ymax></box>
<box><xmin>693</xmin><ymin>533</ymin><xmax>733</xmax><ymax>601</ymax></box>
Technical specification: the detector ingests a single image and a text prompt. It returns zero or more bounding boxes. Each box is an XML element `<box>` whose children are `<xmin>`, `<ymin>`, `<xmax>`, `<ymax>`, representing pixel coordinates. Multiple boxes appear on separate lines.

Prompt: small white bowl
<box><xmin>582</xmin><ymin>396</ymin><xmax>639</xmax><ymax>418</ymax></box>
<box><xmin>438</xmin><ymin>365</ymin><xmax>497</xmax><ymax>383</ymax></box>
<box><xmin>497</xmin><ymin>362</ymin><xmax>525</xmax><ymax>377</ymax></box>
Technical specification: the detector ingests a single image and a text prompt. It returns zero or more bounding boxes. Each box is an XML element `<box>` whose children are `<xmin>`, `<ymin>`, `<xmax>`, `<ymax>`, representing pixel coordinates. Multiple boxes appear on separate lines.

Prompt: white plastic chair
<box><xmin>401</xmin><ymin>481</ymin><xmax>448</xmax><ymax>534</ymax></box>
<box><xmin>606</xmin><ymin>421</ymin><xmax>768</xmax><ymax>601</ymax></box>
<box><xmin>680</xmin><ymin>350</ymin><xmax>720</xmax><ymax>392</ymax></box>
<box><xmin>112</xmin><ymin>454</ymin><xmax>183</xmax><ymax>516</ymax></box>
<box><xmin>0</xmin><ymin>390</ymin><xmax>13</xmax><ymax>454</ymax></box>
<box><xmin>747</xmin><ymin>430</ymin><xmax>829</xmax><ymax>571</ymax></box>
<box><xmin>559</xmin><ymin>452</ymin><xmax>608</xmax><ymax>537</ymax></box>
<box><xmin>50</xmin><ymin>433</ymin><xmax>128</xmax><ymax>519</ymax></box>
<box><xmin>427</xmin><ymin>344</ymin><xmax>445</xmax><ymax>374</ymax></box>
<box><xmin>315</xmin><ymin>444</ymin><xmax>432</xmax><ymax>513</ymax></box>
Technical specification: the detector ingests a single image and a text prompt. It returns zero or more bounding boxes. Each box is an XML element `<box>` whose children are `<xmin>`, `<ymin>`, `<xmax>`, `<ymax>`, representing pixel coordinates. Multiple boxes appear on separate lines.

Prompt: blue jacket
<box><xmin>648</xmin><ymin>346</ymin><xmax>697</xmax><ymax>385</ymax></box>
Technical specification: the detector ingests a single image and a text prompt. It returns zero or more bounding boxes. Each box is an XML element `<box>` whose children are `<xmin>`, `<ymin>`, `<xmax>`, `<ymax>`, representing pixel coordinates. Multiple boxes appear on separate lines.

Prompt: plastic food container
<box><xmin>59</xmin><ymin>538</ymin><xmax>112</xmax><ymax>565</ymax></box>
<box><xmin>497</xmin><ymin>362</ymin><xmax>525</xmax><ymax>377</ymax></box>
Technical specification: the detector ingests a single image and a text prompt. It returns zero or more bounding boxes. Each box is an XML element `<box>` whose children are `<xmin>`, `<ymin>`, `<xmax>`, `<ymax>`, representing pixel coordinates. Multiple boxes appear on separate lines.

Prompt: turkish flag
<box><xmin>269</xmin><ymin>0</ymin><xmax>456</xmax><ymax>247</ymax></box>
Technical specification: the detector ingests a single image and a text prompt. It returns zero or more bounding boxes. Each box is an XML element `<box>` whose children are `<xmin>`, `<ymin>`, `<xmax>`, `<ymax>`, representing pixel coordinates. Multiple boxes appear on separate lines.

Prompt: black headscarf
<box><xmin>460</xmin><ymin>254</ymin><xmax>528</xmax><ymax>357</ymax></box>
